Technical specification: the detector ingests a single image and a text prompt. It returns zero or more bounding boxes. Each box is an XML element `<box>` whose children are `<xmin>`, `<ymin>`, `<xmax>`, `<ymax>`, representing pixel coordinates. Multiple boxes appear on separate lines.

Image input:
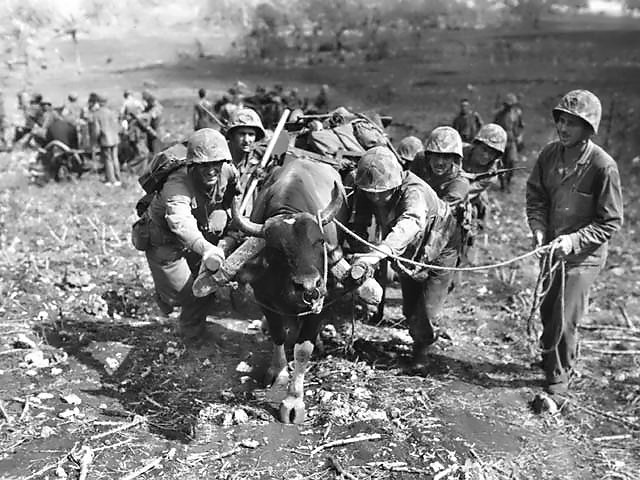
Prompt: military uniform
<box><xmin>194</xmin><ymin>98</ymin><xmax>217</xmax><ymax>130</ymax></box>
<box><xmin>142</xmin><ymin>129</ymin><xmax>240</xmax><ymax>339</ymax></box>
<box><xmin>352</xmin><ymin>155</ymin><xmax>457</xmax><ymax>352</ymax></box>
<box><xmin>452</xmin><ymin>110</ymin><xmax>483</xmax><ymax>143</ymax></box>
<box><xmin>526</xmin><ymin>90</ymin><xmax>623</xmax><ymax>394</ymax></box>
<box><xmin>91</xmin><ymin>99</ymin><xmax>121</xmax><ymax>184</ymax></box>
<box><xmin>493</xmin><ymin>95</ymin><xmax>524</xmax><ymax>190</ymax></box>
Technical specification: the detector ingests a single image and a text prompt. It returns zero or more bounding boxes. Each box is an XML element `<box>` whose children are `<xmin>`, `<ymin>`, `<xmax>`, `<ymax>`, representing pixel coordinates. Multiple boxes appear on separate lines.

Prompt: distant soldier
<box><xmin>120</xmin><ymin>90</ymin><xmax>144</xmax><ymax>122</ymax></box>
<box><xmin>219</xmin><ymin>87</ymin><xmax>245</xmax><ymax>125</ymax></box>
<box><xmin>61</xmin><ymin>92</ymin><xmax>83</xmax><ymax>124</ymax></box>
<box><xmin>285</xmin><ymin>87</ymin><xmax>304</xmax><ymax>110</ymax></box>
<box><xmin>314</xmin><ymin>84</ymin><xmax>330</xmax><ymax>113</ymax></box>
<box><xmin>493</xmin><ymin>92</ymin><xmax>524</xmax><ymax>191</ymax></box>
<box><xmin>526</xmin><ymin>90</ymin><xmax>623</xmax><ymax>395</ymax></box>
<box><xmin>25</xmin><ymin>93</ymin><xmax>45</xmax><ymax>130</ymax></box>
<box><xmin>91</xmin><ymin>95</ymin><xmax>121</xmax><ymax>186</ymax></box>
<box><xmin>193</xmin><ymin>88</ymin><xmax>218</xmax><ymax>131</ymax></box>
<box><xmin>141</xmin><ymin>90</ymin><xmax>164</xmax><ymax>154</ymax></box>
<box><xmin>397</xmin><ymin>135</ymin><xmax>425</xmax><ymax>170</ymax></box>
<box><xmin>452</xmin><ymin>98</ymin><xmax>483</xmax><ymax>144</ymax></box>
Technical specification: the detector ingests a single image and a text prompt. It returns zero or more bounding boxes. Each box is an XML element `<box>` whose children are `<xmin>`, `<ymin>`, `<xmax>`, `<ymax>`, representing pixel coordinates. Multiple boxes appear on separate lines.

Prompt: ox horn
<box><xmin>231</xmin><ymin>196</ymin><xmax>265</xmax><ymax>237</ymax></box>
<box><xmin>320</xmin><ymin>182</ymin><xmax>344</xmax><ymax>226</ymax></box>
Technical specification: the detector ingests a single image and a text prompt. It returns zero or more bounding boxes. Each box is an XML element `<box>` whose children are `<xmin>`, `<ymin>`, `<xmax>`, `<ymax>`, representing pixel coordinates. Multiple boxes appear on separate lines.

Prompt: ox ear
<box><xmin>231</xmin><ymin>195</ymin><xmax>265</xmax><ymax>237</ymax></box>
<box><xmin>320</xmin><ymin>182</ymin><xmax>344</xmax><ymax>226</ymax></box>
<box><xmin>235</xmin><ymin>254</ymin><xmax>269</xmax><ymax>284</ymax></box>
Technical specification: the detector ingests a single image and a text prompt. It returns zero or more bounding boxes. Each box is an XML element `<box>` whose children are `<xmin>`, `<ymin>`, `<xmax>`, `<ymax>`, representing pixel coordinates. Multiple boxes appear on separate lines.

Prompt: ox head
<box><xmin>232</xmin><ymin>184</ymin><xmax>343</xmax><ymax>315</ymax></box>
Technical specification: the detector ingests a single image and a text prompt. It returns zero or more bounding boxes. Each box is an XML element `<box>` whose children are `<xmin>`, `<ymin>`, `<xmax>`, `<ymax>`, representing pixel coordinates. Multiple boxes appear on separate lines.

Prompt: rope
<box><xmin>332</xmin><ymin>218</ymin><xmax>550</xmax><ymax>273</ymax></box>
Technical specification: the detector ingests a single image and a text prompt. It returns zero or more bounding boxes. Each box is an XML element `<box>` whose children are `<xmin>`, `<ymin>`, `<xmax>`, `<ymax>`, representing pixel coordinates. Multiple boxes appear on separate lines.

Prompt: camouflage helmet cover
<box><xmin>397</xmin><ymin>136</ymin><xmax>424</xmax><ymax>162</ymax></box>
<box><xmin>356</xmin><ymin>146</ymin><xmax>403</xmax><ymax>192</ymax></box>
<box><xmin>187</xmin><ymin>128</ymin><xmax>232</xmax><ymax>164</ymax></box>
<box><xmin>424</xmin><ymin>126</ymin><xmax>463</xmax><ymax>158</ymax></box>
<box><xmin>552</xmin><ymin>89</ymin><xmax>602</xmax><ymax>134</ymax></box>
<box><xmin>473</xmin><ymin>123</ymin><xmax>508</xmax><ymax>154</ymax></box>
<box><xmin>226</xmin><ymin>108</ymin><xmax>266</xmax><ymax>140</ymax></box>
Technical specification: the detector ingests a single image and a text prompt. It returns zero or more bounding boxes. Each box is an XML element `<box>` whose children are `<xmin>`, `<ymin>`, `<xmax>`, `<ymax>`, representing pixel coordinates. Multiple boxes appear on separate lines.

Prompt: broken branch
<box><xmin>90</xmin><ymin>415</ymin><xmax>145</xmax><ymax>440</ymax></box>
<box><xmin>328</xmin><ymin>455</ymin><xmax>359</xmax><ymax>480</ymax></box>
<box><xmin>311</xmin><ymin>433</ymin><xmax>382</xmax><ymax>456</ymax></box>
<box><xmin>187</xmin><ymin>446</ymin><xmax>241</xmax><ymax>463</ymax></box>
<box><xmin>119</xmin><ymin>456</ymin><xmax>162</xmax><ymax>480</ymax></box>
<box><xmin>0</xmin><ymin>399</ymin><xmax>13</xmax><ymax>424</ymax></box>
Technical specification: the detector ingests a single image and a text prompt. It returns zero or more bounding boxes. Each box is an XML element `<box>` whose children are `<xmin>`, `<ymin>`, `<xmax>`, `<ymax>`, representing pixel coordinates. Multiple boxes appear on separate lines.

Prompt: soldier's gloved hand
<box><xmin>550</xmin><ymin>235</ymin><xmax>573</xmax><ymax>258</ymax></box>
<box><xmin>203</xmin><ymin>245</ymin><xmax>225</xmax><ymax>272</ymax></box>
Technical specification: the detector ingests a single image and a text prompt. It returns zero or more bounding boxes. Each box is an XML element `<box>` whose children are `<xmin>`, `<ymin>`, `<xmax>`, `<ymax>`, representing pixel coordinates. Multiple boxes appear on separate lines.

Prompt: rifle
<box><xmin>463</xmin><ymin>167</ymin><xmax>526</xmax><ymax>182</ymax></box>
<box><xmin>199</xmin><ymin>103</ymin><xmax>226</xmax><ymax>130</ymax></box>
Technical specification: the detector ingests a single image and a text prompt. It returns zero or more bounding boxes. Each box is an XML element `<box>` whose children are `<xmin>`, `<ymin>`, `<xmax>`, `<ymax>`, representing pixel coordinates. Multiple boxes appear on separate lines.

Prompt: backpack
<box><xmin>138</xmin><ymin>141</ymin><xmax>188</xmax><ymax>194</ymax></box>
<box><xmin>305</xmin><ymin>123</ymin><xmax>364</xmax><ymax>157</ymax></box>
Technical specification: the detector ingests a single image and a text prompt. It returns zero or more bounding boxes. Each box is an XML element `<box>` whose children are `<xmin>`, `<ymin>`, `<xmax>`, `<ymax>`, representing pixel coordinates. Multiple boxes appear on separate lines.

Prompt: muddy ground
<box><xmin>1</xmin><ymin>15</ymin><xmax>640</xmax><ymax>480</ymax></box>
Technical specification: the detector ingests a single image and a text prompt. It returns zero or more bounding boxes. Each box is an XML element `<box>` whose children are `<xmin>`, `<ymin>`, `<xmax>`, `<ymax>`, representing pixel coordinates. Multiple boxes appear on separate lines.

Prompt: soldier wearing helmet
<box><xmin>412</xmin><ymin>126</ymin><xmax>469</xmax><ymax>205</ymax></box>
<box><xmin>61</xmin><ymin>92</ymin><xmax>83</xmax><ymax>123</ymax></box>
<box><xmin>452</xmin><ymin>98</ymin><xmax>483</xmax><ymax>143</ymax></box>
<box><xmin>458</xmin><ymin>123</ymin><xmax>509</xmax><ymax>257</ymax></box>
<box><xmin>493</xmin><ymin>92</ymin><xmax>524</xmax><ymax>191</ymax></box>
<box><xmin>397</xmin><ymin>136</ymin><xmax>424</xmax><ymax>170</ymax></box>
<box><xmin>526</xmin><ymin>89</ymin><xmax>623</xmax><ymax>396</ymax></box>
<box><xmin>143</xmin><ymin>128</ymin><xmax>241</xmax><ymax>342</ymax></box>
<box><xmin>225</xmin><ymin>107</ymin><xmax>267</xmax><ymax>193</ymax></box>
<box><xmin>349</xmin><ymin>146</ymin><xmax>460</xmax><ymax>367</ymax></box>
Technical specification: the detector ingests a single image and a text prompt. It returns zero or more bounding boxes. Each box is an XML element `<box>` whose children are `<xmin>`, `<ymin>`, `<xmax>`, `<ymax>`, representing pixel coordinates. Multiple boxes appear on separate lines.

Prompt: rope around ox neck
<box><xmin>332</xmin><ymin>218</ymin><xmax>551</xmax><ymax>272</ymax></box>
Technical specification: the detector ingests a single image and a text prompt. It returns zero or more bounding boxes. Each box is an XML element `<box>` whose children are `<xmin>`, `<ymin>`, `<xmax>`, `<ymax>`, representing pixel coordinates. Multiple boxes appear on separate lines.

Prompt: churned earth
<box><xmin>1</xmin><ymin>14</ymin><xmax>639</xmax><ymax>480</ymax></box>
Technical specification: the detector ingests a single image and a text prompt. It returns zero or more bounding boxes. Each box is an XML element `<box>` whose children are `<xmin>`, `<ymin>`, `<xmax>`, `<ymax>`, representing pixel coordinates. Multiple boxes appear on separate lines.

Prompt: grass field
<box><xmin>1</xmin><ymin>14</ymin><xmax>639</xmax><ymax>480</ymax></box>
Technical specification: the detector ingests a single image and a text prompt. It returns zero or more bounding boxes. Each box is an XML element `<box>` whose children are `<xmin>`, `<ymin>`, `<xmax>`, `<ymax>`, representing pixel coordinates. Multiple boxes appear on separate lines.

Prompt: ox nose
<box><xmin>293</xmin><ymin>275</ymin><xmax>323</xmax><ymax>293</ymax></box>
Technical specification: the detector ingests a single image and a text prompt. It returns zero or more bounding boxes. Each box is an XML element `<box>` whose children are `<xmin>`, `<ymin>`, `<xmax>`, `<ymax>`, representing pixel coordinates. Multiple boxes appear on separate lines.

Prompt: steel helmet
<box><xmin>425</xmin><ymin>126</ymin><xmax>463</xmax><ymax>158</ymax></box>
<box><xmin>187</xmin><ymin>128</ymin><xmax>232</xmax><ymax>164</ymax></box>
<box><xmin>552</xmin><ymin>89</ymin><xmax>602</xmax><ymax>134</ymax></box>
<box><xmin>397</xmin><ymin>136</ymin><xmax>424</xmax><ymax>163</ymax></box>
<box><xmin>473</xmin><ymin>123</ymin><xmax>508</xmax><ymax>154</ymax></box>
<box><xmin>356</xmin><ymin>146</ymin><xmax>403</xmax><ymax>192</ymax></box>
<box><xmin>226</xmin><ymin>108</ymin><xmax>266</xmax><ymax>140</ymax></box>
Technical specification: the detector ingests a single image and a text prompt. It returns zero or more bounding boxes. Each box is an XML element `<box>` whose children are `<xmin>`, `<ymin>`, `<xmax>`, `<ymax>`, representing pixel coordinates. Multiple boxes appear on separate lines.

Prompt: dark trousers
<box><xmin>500</xmin><ymin>140</ymin><xmax>518</xmax><ymax>189</ymax></box>
<box><xmin>400</xmin><ymin>245</ymin><xmax>458</xmax><ymax>347</ymax></box>
<box><xmin>101</xmin><ymin>145</ymin><xmax>121</xmax><ymax>183</ymax></box>
<box><xmin>145</xmin><ymin>244</ymin><xmax>215</xmax><ymax>336</ymax></box>
<box><xmin>540</xmin><ymin>263</ymin><xmax>601</xmax><ymax>385</ymax></box>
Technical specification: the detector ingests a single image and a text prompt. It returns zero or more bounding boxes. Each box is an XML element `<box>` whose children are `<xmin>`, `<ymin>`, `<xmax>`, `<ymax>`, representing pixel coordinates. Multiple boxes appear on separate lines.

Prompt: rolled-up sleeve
<box><xmin>381</xmin><ymin>188</ymin><xmax>427</xmax><ymax>256</ymax></box>
<box><xmin>163</xmin><ymin>170</ymin><xmax>211</xmax><ymax>256</ymax></box>
<box><xmin>568</xmin><ymin>164</ymin><xmax>623</xmax><ymax>254</ymax></box>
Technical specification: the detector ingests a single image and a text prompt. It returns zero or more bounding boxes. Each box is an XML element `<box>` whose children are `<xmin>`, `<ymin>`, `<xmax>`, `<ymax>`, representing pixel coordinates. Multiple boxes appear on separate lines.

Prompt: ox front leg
<box><xmin>264</xmin><ymin>312</ymin><xmax>289</xmax><ymax>389</ymax></box>
<box><xmin>280</xmin><ymin>340</ymin><xmax>313</xmax><ymax>424</ymax></box>
<box><xmin>279</xmin><ymin>316</ymin><xmax>321</xmax><ymax>424</ymax></box>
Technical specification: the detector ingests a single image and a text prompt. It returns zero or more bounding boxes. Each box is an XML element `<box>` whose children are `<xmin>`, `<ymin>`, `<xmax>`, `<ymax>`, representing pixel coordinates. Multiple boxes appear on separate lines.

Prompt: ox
<box><xmin>232</xmin><ymin>157</ymin><xmax>348</xmax><ymax>423</ymax></box>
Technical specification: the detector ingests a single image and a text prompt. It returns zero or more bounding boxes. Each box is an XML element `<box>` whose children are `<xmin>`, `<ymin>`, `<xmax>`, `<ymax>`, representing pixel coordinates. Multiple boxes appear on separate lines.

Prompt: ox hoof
<box><xmin>266</xmin><ymin>369</ymin><xmax>289</xmax><ymax>389</ymax></box>
<box><xmin>279</xmin><ymin>396</ymin><xmax>305</xmax><ymax>424</ymax></box>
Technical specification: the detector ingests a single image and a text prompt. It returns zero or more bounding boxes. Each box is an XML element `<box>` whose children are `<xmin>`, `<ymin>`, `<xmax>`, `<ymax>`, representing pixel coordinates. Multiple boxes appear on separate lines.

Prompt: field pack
<box><xmin>138</xmin><ymin>141</ymin><xmax>188</xmax><ymax>194</ymax></box>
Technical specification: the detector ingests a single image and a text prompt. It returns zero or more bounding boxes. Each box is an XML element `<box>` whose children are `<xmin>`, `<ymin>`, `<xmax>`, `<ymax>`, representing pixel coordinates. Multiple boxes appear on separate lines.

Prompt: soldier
<box><xmin>141</xmin><ymin>129</ymin><xmax>240</xmax><ymax>340</ymax></box>
<box><xmin>452</xmin><ymin>98</ymin><xmax>483</xmax><ymax>144</ymax></box>
<box><xmin>411</xmin><ymin>127</ymin><xmax>470</xmax><ymax>204</ymax></box>
<box><xmin>349</xmin><ymin>146</ymin><xmax>460</xmax><ymax>366</ymax></box>
<box><xmin>219</xmin><ymin>87</ymin><xmax>246</xmax><ymax>125</ymax></box>
<box><xmin>397</xmin><ymin>136</ymin><xmax>424</xmax><ymax>170</ymax></box>
<box><xmin>493</xmin><ymin>93</ymin><xmax>524</xmax><ymax>191</ymax></box>
<box><xmin>141</xmin><ymin>90</ymin><xmax>164</xmax><ymax>154</ymax></box>
<box><xmin>310</xmin><ymin>84</ymin><xmax>330</xmax><ymax>114</ymax></box>
<box><xmin>462</xmin><ymin>123</ymin><xmax>508</xmax><ymax>234</ymax></box>
<box><xmin>285</xmin><ymin>87</ymin><xmax>304</xmax><ymax>110</ymax></box>
<box><xmin>193</xmin><ymin>88</ymin><xmax>217</xmax><ymax>131</ymax></box>
<box><xmin>91</xmin><ymin>95</ymin><xmax>121</xmax><ymax>186</ymax></box>
<box><xmin>225</xmin><ymin>107</ymin><xmax>266</xmax><ymax>184</ymax></box>
<box><xmin>120</xmin><ymin>90</ymin><xmax>144</xmax><ymax>122</ymax></box>
<box><xmin>526</xmin><ymin>90</ymin><xmax>623</xmax><ymax>395</ymax></box>
<box><xmin>61</xmin><ymin>92</ymin><xmax>83</xmax><ymax>123</ymax></box>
